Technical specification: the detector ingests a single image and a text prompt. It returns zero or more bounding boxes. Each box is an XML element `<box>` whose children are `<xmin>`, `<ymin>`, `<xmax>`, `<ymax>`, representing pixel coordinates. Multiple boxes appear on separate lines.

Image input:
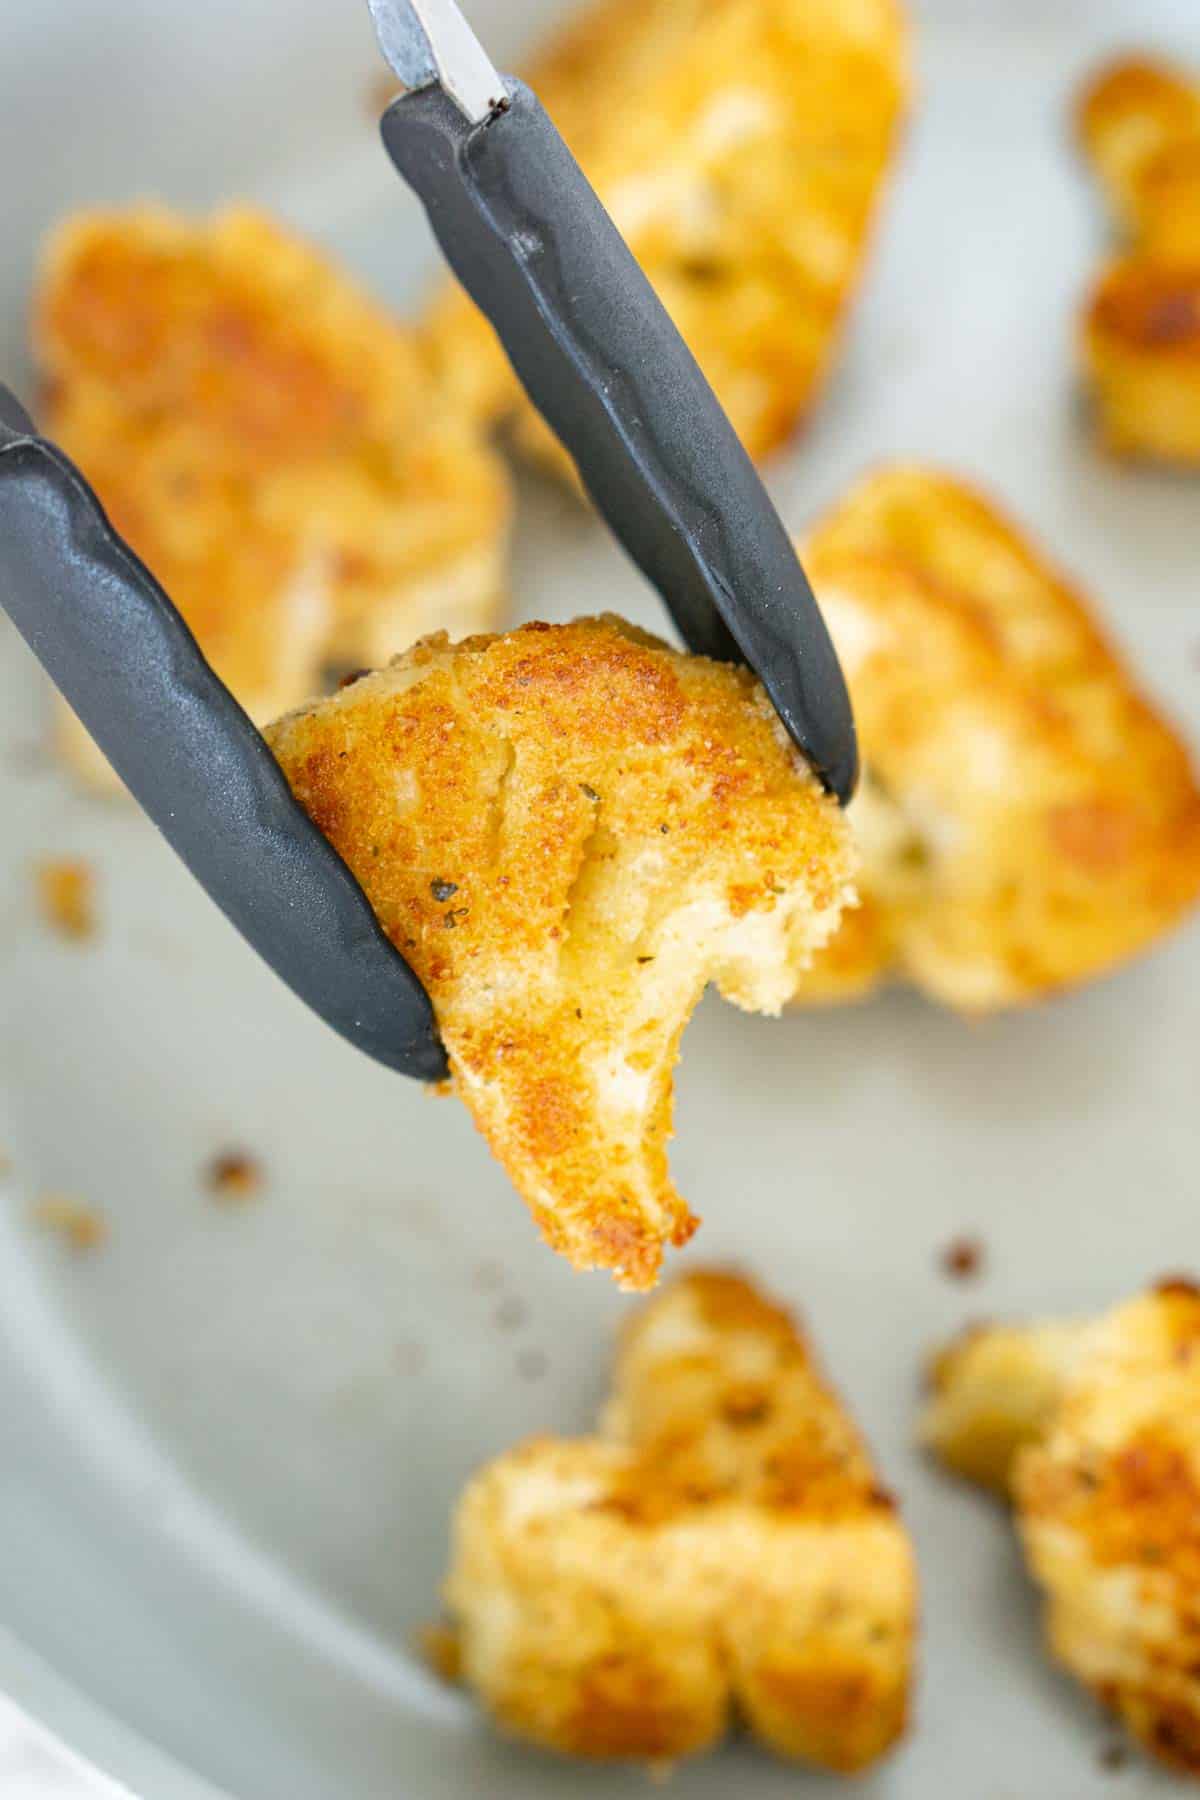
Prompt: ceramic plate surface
<box><xmin>0</xmin><ymin>2</ymin><xmax>1197</xmax><ymax>1795</ymax></box>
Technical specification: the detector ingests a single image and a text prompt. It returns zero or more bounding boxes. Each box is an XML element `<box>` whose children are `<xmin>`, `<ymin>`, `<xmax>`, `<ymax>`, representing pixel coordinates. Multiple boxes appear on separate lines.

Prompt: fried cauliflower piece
<box><xmin>1076</xmin><ymin>58</ymin><xmax>1200</xmax><ymax>463</ymax></box>
<box><xmin>443</xmin><ymin>1269</ymin><xmax>916</xmax><ymax>1767</ymax></box>
<box><xmin>924</xmin><ymin>1281</ymin><xmax>1200</xmax><ymax>1776</ymax></box>
<box><xmin>266</xmin><ymin>618</ymin><xmax>854</xmax><ymax>1287</ymax></box>
<box><xmin>1079</xmin><ymin>57</ymin><xmax>1200</xmax><ymax>254</ymax></box>
<box><xmin>790</xmin><ymin>465</ymin><xmax>1200</xmax><ymax>1009</ymax></box>
<box><xmin>423</xmin><ymin>0</ymin><xmax>908</xmax><ymax>478</ymax></box>
<box><xmin>35</xmin><ymin>206</ymin><xmax>512</xmax><ymax>789</ymax></box>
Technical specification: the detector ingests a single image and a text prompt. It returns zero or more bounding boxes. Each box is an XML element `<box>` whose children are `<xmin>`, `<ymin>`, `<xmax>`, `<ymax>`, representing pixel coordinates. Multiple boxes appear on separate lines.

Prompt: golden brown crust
<box><xmin>922</xmin><ymin>1320</ymin><xmax>1087</xmax><ymax>1494</ymax></box>
<box><xmin>266</xmin><ymin>619</ymin><xmax>854</xmax><ymax>1286</ymax></box>
<box><xmin>1077</xmin><ymin>57</ymin><xmax>1200</xmax><ymax>243</ymax></box>
<box><xmin>422</xmin><ymin>0</ymin><xmax>908</xmax><ymax>475</ymax></box>
<box><xmin>35</xmin><ymin>206</ymin><xmax>511</xmax><ymax>785</ymax></box>
<box><xmin>1076</xmin><ymin>56</ymin><xmax>1200</xmax><ymax>461</ymax></box>
<box><xmin>791</xmin><ymin>465</ymin><xmax>1200</xmax><ymax>1008</ymax></box>
<box><xmin>444</xmin><ymin>1269</ymin><xmax>916</xmax><ymax>1766</ymax></box>
<box><xmin>1083</xmin><ymin>256</ymin><xmax>1200</xmax><ymax>462</ymax></box>
<box><xmin>925</xmin><ymin>1284</ymin><xmax>1200</xmax><ymax>1775</ymax></box>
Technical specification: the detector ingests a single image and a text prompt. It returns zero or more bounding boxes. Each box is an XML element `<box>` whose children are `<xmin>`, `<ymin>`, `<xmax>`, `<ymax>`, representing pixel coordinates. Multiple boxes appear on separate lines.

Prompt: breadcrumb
<box><xmin>32</xmin><ymin>1193</ymin><xmax>107</xmax><ymax>1252</ymax></box>
<box><xmin>924</xmin><ymin>1282</ymin><xmax>1200</xmax><ymax>1774</ymax></box>
<box><xmin>204</xmin><ymin>1151</ymin><xmax>264</xmax><ymax>1204</ymax></box>
<box><xmin>443</xmin><ymin>1269</ymin><xmax>916</xmax><ymax>1767</ymax></box>
<box><xmin>268</xmin><ymin>618</ymin><xmax>854</xmax><ymax>1287</ymax></box>
<box><xmin>792</xmin><ymin>465</ymin><xmax>1200</xmax><ymax>1009</ymax></box>
<box><xmin>423</xmin><ymin>0</ymin><xmax>908</xmax><ymax>477</ymax></box>
<box><xmin>34</xmin><ymin>205</ymin><xmax>511</xmax><ymax>788</ymax></box>
<box><xmin>939</xmin><ymin>1237</ymin><xmax>984</xmax><ymax>1282</ymax></box>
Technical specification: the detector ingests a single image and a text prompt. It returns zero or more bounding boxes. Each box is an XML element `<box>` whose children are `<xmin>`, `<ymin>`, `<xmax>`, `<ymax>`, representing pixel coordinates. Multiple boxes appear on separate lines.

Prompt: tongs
<box><xmin>0</xmin><ymin>0</ymin><xmax>856</xmax><ymax>1083</ymax></box>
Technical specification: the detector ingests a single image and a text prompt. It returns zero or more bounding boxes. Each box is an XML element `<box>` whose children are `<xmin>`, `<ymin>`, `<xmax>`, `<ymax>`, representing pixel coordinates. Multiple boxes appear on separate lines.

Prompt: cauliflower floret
<box><xmin>35</xmin><ymin>205</ymin><xmax>511</xmax><ymax>788</ymax></box>
<box><xmin>266</xmin><ymin>619</ymin><xmax>855</xmax><ymax>1287</ymax></box>
<box><xmin>443</xmin><ymin>1269</ymin><xmax>916</xmax><ymax>1767</ymax></box>
<box><xmin>421</xmin><ymin>0</ymin><xmax>908</xmax><ymax>477</ymax></box>
<box><xmin>1075</xmin><ymin>58</ymin><xmax>1200</xmax><ymax>464</ymax></box>
<box><xmin>924</xmin><ymin>1281</ymin><xmax>1200</xmax><ymax>1775</ymax></box>
<box><xmin>792</xmin><ymin>465</ymin><xmax>1200</xmax><ymax>1009</ymax></box>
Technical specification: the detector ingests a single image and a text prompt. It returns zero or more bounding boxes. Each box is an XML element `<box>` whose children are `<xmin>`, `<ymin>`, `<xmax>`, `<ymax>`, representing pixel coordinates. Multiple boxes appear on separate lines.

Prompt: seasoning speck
<box><xmin>35</xmin><ymin>858</ymin><xmax>96</xmax><ymax>941</ymax></box>
<box><xmin>494</xmin><ymin>1295</ymin><xmax>527</xmax><ymax>1332</ymax></box>
<box><xmin>337</xmin><ymin>667</ymin><xmax>372</xmax><ymax>690</ymax></box>
<box><xmin>579</xmin><ymin>783</ymin><xmax>600</xmax><ymax>803</ymax></box>
<box><xmin>205</xmin><ymin>1151</ymin><xmax>264</xmax><ymax>1203</ymax></box>
<box><xmin>940</xmin><ymin>1237</ymin><xmax>985</xmax><ymax>1281</ymax></box>
<box><xmin>431</xmin><ymin>879</ymin><xmax>458</xmax><ymax>902</ymax></box>
<box><xmin>32</xmin><ymin>1194</ymin><xmax>106</xmax><ymax>1252</ymax></box>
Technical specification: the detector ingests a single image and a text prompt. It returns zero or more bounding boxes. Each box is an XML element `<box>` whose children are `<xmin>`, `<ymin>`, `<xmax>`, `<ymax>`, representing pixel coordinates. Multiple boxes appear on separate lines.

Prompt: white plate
<box><xmin>1</xmin><ymin>2</ymin><xmax>1198</xmax><ymax>1795</ymax></box>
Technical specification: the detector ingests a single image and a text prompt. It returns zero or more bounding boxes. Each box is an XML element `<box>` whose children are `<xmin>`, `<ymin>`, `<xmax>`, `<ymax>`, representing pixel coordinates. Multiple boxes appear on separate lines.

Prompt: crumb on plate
<box><xmin>35</xmin><ymin>857</ymin><xmax>96</xmax><ymax>941</ymax></box>
<box><xmin>32</xmin><ymin>1193</ymin><xmax>106</xmax><ymax>1252</ymax></box>
<box><xmin>940</xmin><ymin>1237</ymin><xmax>985</xmax><ymax>1281</ymax></box>
<box><xmin>205</xmin><ymin>1150</ymin><xmax>264</xmax><ymax>1203</ymax></box>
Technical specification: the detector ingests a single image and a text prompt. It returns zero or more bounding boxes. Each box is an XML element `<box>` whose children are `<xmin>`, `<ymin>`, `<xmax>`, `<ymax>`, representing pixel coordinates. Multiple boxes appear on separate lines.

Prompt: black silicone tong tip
<box><xmin>380</xmin><ymin>80</ymin><xmax>859</xmax><ymax>806</ymax></box>
<box><xmin>0</xmin><ymin>387</ymin><xmax>447</xmax><ymax>1082</ymax></box>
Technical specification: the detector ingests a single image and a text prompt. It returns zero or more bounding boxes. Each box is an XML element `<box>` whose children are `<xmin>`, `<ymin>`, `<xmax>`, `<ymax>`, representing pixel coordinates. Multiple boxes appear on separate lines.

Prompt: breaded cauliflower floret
<box><xmin>791</xmin><ymin>466</ymin><xmax>1200</xmax><ymax>1009</ymax></box>
<box><xmin>266</xmin><ymin>619</ymin><xmax>854</xmax><ymax>1287</ymax></box>
<box><xmin>1078</xmin><ymin>58</ymin><xmax>1200</xmax><ymax>255</ymax></box>
<box><xmin>924</xmin><ymin>1281</ymin><xmax>1200</xmax><ymax>1775</ymax></box>
<box><xmin>443</xmin><ymin>1269</ymin><xmax>916</xmax><ymax>1767</ymax></box>
<box><xmin>422</xmin><ymin>0</ymin><xmax>908</xmax><ymax>478</ymax></box>
<box><xmin>35</xmin><ymin>206</ymin><xmax>511</xmax><ymax>788</ymax></box>
<box><xmin>1075</xmin><ymin>58</ymin><xmax>1200</xmax><ymax>463</ymax></box>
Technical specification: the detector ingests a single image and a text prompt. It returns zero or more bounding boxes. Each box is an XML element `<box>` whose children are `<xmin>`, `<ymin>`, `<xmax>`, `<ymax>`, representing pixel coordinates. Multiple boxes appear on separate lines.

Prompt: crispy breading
<box><xmin>1082</xmin><ymin>260</ymin><xmax>1200</xmax><ymax>463</ymax></box>
<box><xmin>422</xmin><ymin>0</ymin><xmax>908</xmax><ymax>478</ymax></box>
<box><xmin>922</xmin><ymin>1320</ymin><xmax>1087</xmax><ymax>1493</ymax></box>
<box><xmin>443</xmin><ymin>1269</ymin><xmax>916</xmax><ymax>1767</ymax></box>
<box><xmin>34</xmin><ymin>206</ymin><xmax>512</xmax><ymax>788</ymax></box>
<box><xmin>267</xmin><ymin>619</ymin><xmax>854</xmax><ymax>1288</ymax></box>
<box><xmin>924</xmin><ymin>1281</ymin><xmax>1200</xmax><ymax>1776</ymax></box>
<box><xmin>1076</xmin><ymin>57</ymin><xmax>1200</xmax><ymax>462</ymax></box>
<box><xmin>1078</xmin><ymin>57</ymin><xmax>1200</xmax><ymax>251</ymax></box>
<box><xmin>790</xmin><ymin>465</ymin><xmax>1200</xmax><ymax>1009</ymax></box>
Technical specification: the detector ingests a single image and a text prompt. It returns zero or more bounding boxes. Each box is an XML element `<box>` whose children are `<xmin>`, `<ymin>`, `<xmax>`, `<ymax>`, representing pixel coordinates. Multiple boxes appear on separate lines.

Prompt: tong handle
<box><xmin>381</xmin><ymin>80</ymin><xmax>857</xmax><ymax>804</ymax></box>
<box><xmin>0</xmin><ymin>387</ymin><xmax>446</xmax><ymax>1081</ymax></box>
